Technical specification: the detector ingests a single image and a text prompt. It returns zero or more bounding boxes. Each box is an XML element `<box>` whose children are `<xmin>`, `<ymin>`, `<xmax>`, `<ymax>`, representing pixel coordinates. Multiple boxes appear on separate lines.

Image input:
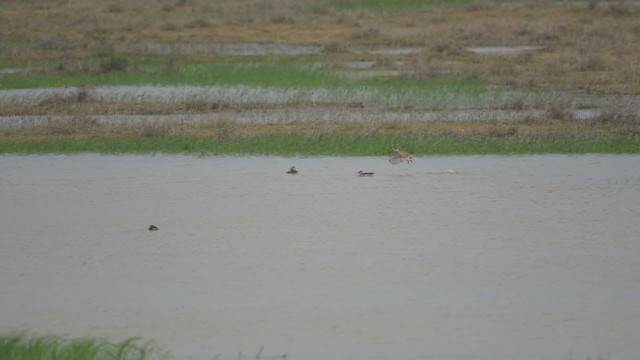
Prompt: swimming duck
<box><xmin>286</xmin><ymin>166</ymin><xmax>298</xmax><ymax>174</ymax></box>
<box><xmin>357</xmin><ymin>170</ymin><xmax>375</xmax><ymax>177</ymax></box>
<box><xmin>148</xmin><ymin>225</ymin><xmax>159</xmax><ymax>231</ymax></box>
<box><xmin>389</xmin><ymin>148</ymin><xmax>415</xmax><ymax>164</ymax></box>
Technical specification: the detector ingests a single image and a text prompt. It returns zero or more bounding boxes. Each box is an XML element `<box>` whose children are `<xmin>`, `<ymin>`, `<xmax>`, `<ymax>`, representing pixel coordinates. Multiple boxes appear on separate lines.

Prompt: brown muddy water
<box><xmin>1</xmin><ymin>154</ymin><xmax>639</xmax><ymax>360</ymax></box>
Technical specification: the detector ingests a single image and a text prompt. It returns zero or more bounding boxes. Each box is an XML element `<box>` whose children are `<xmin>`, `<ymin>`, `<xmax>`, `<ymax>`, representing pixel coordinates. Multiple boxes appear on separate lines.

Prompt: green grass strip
<box><xmin>2</xmin><ymin>136</ymin><xmax>638</xmax><ymax>155</ymax></box>
<box><xmin>0</xmin><ymin>58</ymin><xmax>490</xmax><ymax>97</ymax></box>
<box><xmin>0</xmin><ymin>60</ymin><xmax>344</xmax><ymax>89</ymax></box>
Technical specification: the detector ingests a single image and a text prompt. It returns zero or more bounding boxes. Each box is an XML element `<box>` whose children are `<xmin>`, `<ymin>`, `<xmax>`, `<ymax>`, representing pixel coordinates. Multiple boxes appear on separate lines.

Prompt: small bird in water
<box><xmin>389</xmin><ymin>148</ymin><xmax>415</xmax><ymax>164</ymax></box>
<box><xmin>286</xmin><ymin>166</ymin><xmax>298</xmax><ymax>174</ymax></box>
<box><xmin>357</xmin><ymin>170</ymin><xmax>375</xmax><ymax>177</ymax></box>
<box><xmin>148</xmin><ymin>225</ymin><xmax>159</xmax><ymax>231</ymax></box>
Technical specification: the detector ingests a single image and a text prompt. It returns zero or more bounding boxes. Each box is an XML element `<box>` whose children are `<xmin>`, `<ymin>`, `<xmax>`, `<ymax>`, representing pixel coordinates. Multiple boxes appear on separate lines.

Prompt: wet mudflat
<box><xmin>1</xmin><ymin>154</ymin><xmax>639</xmax><ymax>360</ymax></box>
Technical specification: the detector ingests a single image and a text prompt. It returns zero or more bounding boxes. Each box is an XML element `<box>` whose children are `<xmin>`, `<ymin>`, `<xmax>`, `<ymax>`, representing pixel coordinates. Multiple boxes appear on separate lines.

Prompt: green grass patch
<box><xmin>365</xmin><ymin>77</ymin><xmax>490</xmax><ymax>98</ymax></box>
<box><xmin>0</xmin><ymin>57</ymin><xmax>494</xmax><ymax>97</ymax></box>
<box><xmin>0</xmin><ymin>333</ymin><xmax>164</xmax><ymax>360</ymax></box>
<box><xmin>0</xmin><ymin>59</ymin><xmax>345</xmax><ymax>89</ymax></box>
<box><xmin>2</xmin><ymin>135</ymin><xmax>638</xmax><ymax>155</ymax></box>
<box><xmin>179</xmin><ymin>60</ymin><xmax>346</xmax><ymax>88</ymax></box>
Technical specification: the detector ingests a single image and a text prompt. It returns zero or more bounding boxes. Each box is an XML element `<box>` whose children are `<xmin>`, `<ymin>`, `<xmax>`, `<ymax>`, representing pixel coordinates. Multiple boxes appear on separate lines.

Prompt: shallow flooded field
<box><xmin>2</xmin><ymin>85</ymin><xmax>638</xmax><ymax>128</ymax></box>
<box><xmin>0</xmin><ymin>108</ymin><xmax>604</xmax><ymax>128</ymax></box>
<box><xmin>1</xmin><ymin>154</ymin><xmax>639</xmax><ymax>360</ymax></box>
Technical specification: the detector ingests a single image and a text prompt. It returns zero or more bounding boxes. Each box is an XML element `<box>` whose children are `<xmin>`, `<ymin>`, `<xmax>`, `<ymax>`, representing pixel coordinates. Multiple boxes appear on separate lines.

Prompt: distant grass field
<box><xmin>0</xmin><ymin>334</ymin><xmax>163</xmax><ymax>360</ymax></box>
<box><xmin>2</xmin><ymin>0</ymin><xmax>639</xmax><ymax>94</ymax></box>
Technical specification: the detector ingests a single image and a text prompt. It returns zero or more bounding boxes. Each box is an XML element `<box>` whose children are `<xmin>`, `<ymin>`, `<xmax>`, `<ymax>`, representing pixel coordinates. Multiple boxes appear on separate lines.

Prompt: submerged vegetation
<box><xmin>0</xmin><ymin>334</ymin><xmax>164</xmax><ymax>360</ymax></box>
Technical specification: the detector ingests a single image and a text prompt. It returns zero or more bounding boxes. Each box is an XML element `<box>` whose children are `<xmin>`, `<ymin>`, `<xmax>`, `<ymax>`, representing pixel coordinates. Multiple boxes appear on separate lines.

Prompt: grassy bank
<box><xmin>2</xmin><ymin>135</ymin><xmax>637</xmax><ymax>155</ymax></box>
<box><xmin>0</xmin><ymin>334</ymin><xmax>164</xmax><ymax>360</ymax></box>
<box><xmin>2</xmin><ymin>119</ymin><xmax>638</xmax><ymax>155</ymax></box>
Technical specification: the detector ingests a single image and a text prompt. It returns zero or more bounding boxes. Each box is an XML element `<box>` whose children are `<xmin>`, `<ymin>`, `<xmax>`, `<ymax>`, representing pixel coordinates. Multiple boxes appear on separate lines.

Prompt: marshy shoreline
<box><xmin>1</xmin><ymin>119</ymin><xmax>638</xmax><ymax>155</ymax></box>
<box><xmin>1</xmin><ymin>84</ymin><xmax>638</xmax><ymax>155</ymax></box>
<box><xmin>2</xmin><ymin>0</ymin><xmax>639</xmax><ymax>155</ymax></box>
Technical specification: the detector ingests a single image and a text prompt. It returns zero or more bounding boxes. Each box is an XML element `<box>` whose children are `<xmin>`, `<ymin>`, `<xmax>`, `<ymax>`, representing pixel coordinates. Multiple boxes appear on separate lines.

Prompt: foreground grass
<box><xmin>1</xmin><ymin>119</ymin><xmax>638</xmax><ymax>155</ymax></box>
<box><xmin>0</xmin><ymin>334</ymin><xmax>164</xmax><ymax>360</ymax></box>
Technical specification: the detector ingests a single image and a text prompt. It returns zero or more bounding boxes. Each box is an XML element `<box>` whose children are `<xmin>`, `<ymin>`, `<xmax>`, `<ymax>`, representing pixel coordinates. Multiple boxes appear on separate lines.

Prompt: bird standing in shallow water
<box><xmin>357</xmin><ymin>170</ymin><xmax>375</xmax><ymax>177</ymax></box>
<box><xmin>389</xmin><ymin>148</ymin><xmax>415</xmax><ymax>164</ymax></box>
<box><xmin>286</xmin><ymin>166</ymin><xmax>298</xmax><ymax>174</ymax></box>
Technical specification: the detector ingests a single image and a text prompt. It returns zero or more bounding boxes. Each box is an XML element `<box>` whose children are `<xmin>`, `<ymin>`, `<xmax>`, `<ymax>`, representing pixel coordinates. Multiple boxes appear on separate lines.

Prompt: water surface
<box><xmin>1</xmin><ymin>154</ymin><xmax>639</xmax><ymax>360</ymax></box>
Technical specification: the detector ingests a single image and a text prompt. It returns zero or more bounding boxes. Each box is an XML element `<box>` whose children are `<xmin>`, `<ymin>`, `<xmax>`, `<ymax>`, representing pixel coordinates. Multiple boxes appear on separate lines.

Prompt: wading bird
<box><xmin>357</xmin><ymin>170</ymin><xmax>375</xmax><ymax>177</ymax></box>
<box><xmin>389</xmin><ymin>148</ymin><xmax>415</xmax><ymax>164</ymax></box>
<box><xmin>286</xmin><ymin>166</ymin><xmax>298</xmax><ymax>174</ymax></box>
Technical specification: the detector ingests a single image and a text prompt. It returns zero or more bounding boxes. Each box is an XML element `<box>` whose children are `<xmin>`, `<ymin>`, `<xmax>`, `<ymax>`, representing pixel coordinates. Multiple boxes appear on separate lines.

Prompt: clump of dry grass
<box><xmin>545</xmin><ymin>94</ymin><xmax>577</xmax><ymax>121</ymax></box>
<box><xmin>97</xmin><ymin>48</ymin><xmax>131</xmax><ymax>74</ymax></box>
<box><xmin>42</xmin><ymin>116</ymin><xmax>104</xmax><ymax>136</ymax></box>
<box><xmin>135</xmin><ymin>122</ymin><xmax>173</xmax><ymax>138</ymax></box>
<box><xmin>177</xmin><ymin>95</ymin><xmax>254</xmax><ymax>113</ymax></box>
<box><xmin>39</xmin><ymin>86</ymin><xmax>97</xmax><ymax>107</ymax></box>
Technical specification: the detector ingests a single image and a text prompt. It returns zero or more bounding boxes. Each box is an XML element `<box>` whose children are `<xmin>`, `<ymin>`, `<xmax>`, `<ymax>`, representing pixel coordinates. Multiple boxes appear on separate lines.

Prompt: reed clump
<box><xmin>0</xmin><ymin>333</ymin><xmax>165</xmax><ymax>360</ymax></box>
